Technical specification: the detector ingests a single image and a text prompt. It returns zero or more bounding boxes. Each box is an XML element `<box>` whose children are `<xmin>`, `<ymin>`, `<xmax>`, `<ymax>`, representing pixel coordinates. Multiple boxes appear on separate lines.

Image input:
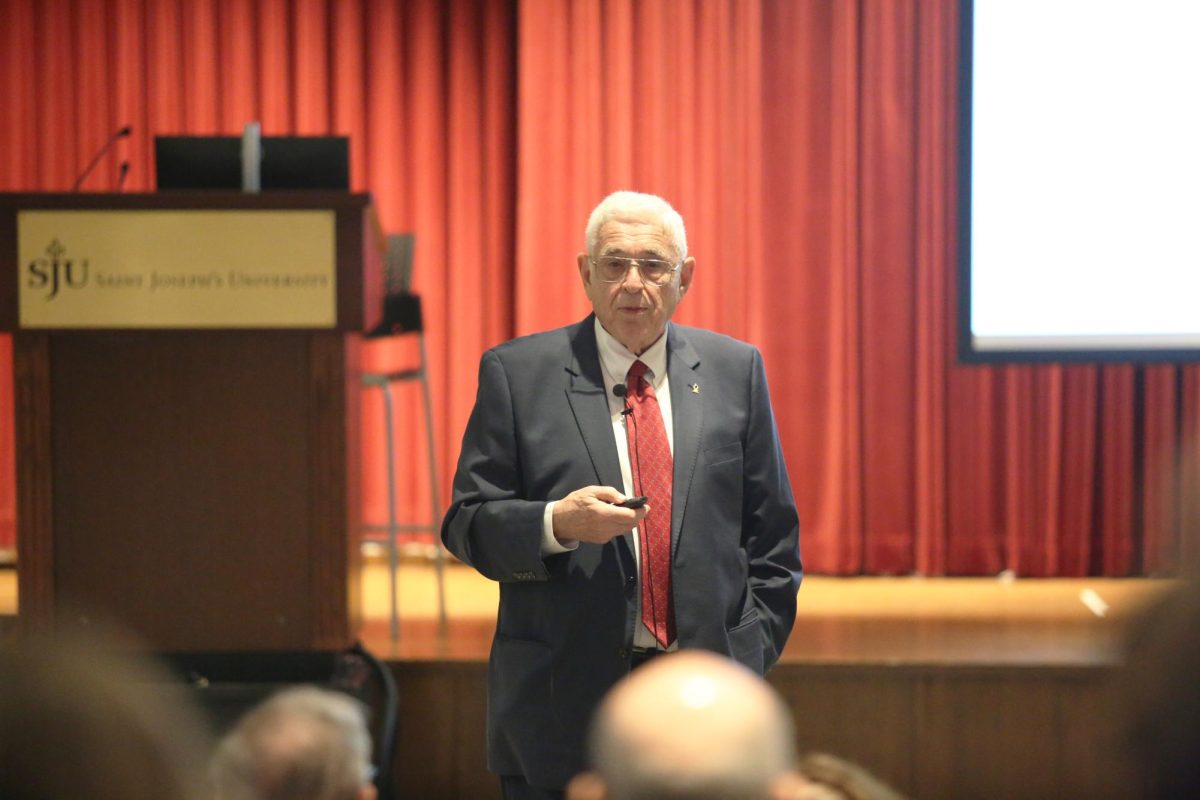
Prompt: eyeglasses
<box><xmin>591</xmin><ymin>255</ymin><xmax>682</xmax><ymax>286</ymax></box>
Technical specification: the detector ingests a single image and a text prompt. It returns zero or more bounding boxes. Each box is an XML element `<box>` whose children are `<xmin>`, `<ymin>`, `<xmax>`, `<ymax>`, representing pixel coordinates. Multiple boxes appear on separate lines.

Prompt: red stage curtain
<box><xmin>508</xmin><ymin>0</ymin><xmax>1200</xmax><ymax>576</ymax></box>
<box><xmin>1</xmin><ymin>0</ymin><xmax>1197</xmax><ymax>575</ymax></box>
<box><xmin>0</xmin><ymin>0</ymin><xmax>515</xmax><ymax>556</ymax></box>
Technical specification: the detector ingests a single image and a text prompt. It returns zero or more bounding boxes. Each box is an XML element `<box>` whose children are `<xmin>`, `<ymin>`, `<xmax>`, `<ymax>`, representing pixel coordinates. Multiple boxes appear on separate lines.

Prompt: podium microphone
<box><xmin>116</xmin><ymin>161</ymin><xmax>131</xmax><ymax>192</ymax></box>
<box><xmin>71</xmin><ymin>126</ymin><xmax>132</xmax><ymax>191</ymax></box>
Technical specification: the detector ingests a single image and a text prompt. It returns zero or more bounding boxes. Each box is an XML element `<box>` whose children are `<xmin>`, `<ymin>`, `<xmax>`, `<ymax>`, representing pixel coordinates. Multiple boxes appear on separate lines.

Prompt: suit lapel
<box><xmin>565</xmin><ymin>317</ymin><xmax>624</xmax><ymax>492</ymax></box>
<box><xmin>666</xmin><ymin>326</ymin><xmax>702</xmax><ymax>556</ymax></box>
<box><xmin>565</xmin><ymin>317</ymin><xmax>639</xmax><ymax>568</ymax></box>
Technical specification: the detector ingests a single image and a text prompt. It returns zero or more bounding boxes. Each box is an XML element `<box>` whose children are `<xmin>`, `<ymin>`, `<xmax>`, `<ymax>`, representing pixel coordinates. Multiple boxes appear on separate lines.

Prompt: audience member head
<box><xmin>571</xmin><ymin>650</ymin><xmax>803</xmax><ymax>800</ymax></box>
<box><xmin>210</xmin><ymin>685</ymin><xmax>377</xmax><ymax>800</ymax></box>
<box><xmin>1119</xmin><ymin>575</ymin><xmax>1200</xmax><ymax>799</ymax></box>
<box><xmin>0</xmin><ymin>632</ymin><xmax>211</xmax><ymax>800</ymax></box>
<box><xmin>794</xmin><ymin>752</ymin><xmax>908</xmax><ymax>800</ymax></box>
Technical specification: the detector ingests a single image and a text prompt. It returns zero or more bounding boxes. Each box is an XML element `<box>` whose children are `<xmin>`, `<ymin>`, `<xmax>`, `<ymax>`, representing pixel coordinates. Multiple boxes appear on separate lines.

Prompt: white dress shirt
<box><xmin>541</xmin><ymin>318</ymin><xmax>675</xmax><ymax>650</ymax></box>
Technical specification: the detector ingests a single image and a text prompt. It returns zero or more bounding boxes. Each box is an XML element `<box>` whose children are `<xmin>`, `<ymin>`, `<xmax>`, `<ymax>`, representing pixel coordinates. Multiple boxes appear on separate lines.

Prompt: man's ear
<box><xmin>566</xmin><ymin>771</ymin><xmax>607</xmax><ymax>800</ymax></box>
<box><xmin>679</xmin><ymin>256</ymin><xmax>696</xmax><ymax>295</ymax></box>
<box><xmin>356</xmin><ymin>783</ymin><xmax>378</xmax><ymax>800</ymax></box>
<box><xmin>578</xmin><ymin>252</ymin><xmax>593</xmax><ymax>289</ymax></box>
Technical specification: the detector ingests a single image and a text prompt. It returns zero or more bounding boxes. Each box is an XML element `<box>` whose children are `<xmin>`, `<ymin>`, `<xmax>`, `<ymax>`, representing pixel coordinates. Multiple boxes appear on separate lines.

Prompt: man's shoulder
<box><xmin>670</xmin><ymin>323</ymin><xmax>760</xmax><ymax>360</ymax></box>
<box><xmin>482</xmin><ymin>319</ymin><xmax>586</xmax><ymax>371</ymax></box>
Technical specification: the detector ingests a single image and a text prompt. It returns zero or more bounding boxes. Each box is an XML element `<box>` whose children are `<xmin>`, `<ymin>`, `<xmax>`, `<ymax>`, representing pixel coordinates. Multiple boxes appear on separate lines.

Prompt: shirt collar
<box><xmin>594</xmin><ymin>318</ymin><xmax>669</xmax><ymax>389</ymax></box>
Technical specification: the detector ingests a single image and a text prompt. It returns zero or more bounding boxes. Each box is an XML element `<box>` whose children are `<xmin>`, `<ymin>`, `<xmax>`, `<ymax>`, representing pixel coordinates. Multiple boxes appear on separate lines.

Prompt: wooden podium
<box><xmin>1</xmin><ymin>192</ymin><xmax>383</xmax><ymax>650</ymax></box>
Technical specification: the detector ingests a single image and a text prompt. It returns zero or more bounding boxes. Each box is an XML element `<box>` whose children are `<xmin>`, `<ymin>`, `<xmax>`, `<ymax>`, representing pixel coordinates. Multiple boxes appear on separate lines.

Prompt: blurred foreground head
<box><xmin>575</xmin><ymin>650</ymin><xmax>801</xmax><ymax>800</ymax></box>
<box><xmin>570</xmin><ymin>651</ymin><xmax>908</xmax><ymax>800</ymax></box>
<box><xmin>1120</xmin><ymin>575</ymin><xmax>1200</xmax><ymax>799</ymax></box>
<box><xmin>210</xmin><ymin>685</ymin><xmax>377</xmax><ymax>800</ymax></box>
<box><xmin>0</xmin><ymin>632</ymin><xmax>211</xmax><ymax>800</ymax></box>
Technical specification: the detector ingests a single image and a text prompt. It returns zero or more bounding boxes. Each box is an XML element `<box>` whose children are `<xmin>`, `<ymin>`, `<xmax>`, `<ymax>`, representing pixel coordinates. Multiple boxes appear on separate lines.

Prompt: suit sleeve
<box><xmin>743</xmin><ymin>347</ymin><xmax>803</xmax><ymax>669</ymax></box>
<box><xmin>440</xmin><ymin>350</ymin><xmax>552</xmax><ymax>583</ymax></box>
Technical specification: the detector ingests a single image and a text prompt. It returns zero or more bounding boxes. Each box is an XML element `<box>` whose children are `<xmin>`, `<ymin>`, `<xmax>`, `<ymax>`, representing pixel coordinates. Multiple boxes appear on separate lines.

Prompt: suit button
<box><xmin>618</xmin><ymin>648</ymin><xmax>629</xmax><ymax>660</ymax></box>
<box><xmin>626</xmin><ymin>575</ymin><xmax>636</xmax><ymax>585</ymax></box>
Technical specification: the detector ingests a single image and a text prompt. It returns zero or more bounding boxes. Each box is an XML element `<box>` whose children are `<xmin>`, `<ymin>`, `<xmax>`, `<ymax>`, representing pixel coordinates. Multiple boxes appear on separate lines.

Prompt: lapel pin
<box><xmin>690</xmin><ymin>383</ymin><xmax>700</xmax><ymax>394</ymax></box>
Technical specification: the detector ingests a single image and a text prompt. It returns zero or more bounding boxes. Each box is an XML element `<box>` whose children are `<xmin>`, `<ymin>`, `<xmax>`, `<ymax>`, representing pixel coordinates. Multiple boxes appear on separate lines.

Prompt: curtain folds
<box><xmin>1</xmin><ymin>0</ymin><xmax>1196</xmax><ymax>575</ymax></box>
<box><xmin>0</xmin><ymin>0</ymin><xmax>516</xmax><ymax>557</ymax></box>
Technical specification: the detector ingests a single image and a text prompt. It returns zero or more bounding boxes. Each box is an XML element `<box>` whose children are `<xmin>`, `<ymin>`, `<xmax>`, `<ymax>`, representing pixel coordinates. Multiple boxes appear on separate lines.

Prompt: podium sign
<box><xmin>18</xmin><ymin>210</ymin><xmax>337</xmax><ymax>328</ymax></box>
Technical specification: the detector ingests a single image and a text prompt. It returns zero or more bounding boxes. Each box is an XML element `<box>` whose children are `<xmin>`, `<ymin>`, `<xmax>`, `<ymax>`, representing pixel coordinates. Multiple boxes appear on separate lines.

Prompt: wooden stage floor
<box><xmin>1</xmin><ymin>557</ymin><xmax>1173</xmax><ymax>666</ymax></box>
<box><xmin>353</xmin><ymin>556</ymin><xmax>1173</xmax><ymax>666</ymax></box>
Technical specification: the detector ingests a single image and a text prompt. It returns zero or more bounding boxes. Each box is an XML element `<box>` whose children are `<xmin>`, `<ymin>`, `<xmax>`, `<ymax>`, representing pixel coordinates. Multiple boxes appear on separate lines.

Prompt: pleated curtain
<box><xmin>2</xmin><ymin>0</ymin><xmax>1197</xmax><ymax>576</ymax></box>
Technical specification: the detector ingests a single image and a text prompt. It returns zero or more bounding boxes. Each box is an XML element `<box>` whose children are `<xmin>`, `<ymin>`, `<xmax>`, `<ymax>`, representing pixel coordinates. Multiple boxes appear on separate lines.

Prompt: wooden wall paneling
<box><xmin>381</xmin><ymin>661</ymin><xmax>1148</xmax><ymax>799</ymax></box>
<box><xmin>452</xmin><ymin>664</ymin><xmax>495</xmax><ymax>798</ymax></box>
<box><xmin>913</xmin><ymin>666</ymin><xmax>1135</xmax><ymax>800</ymax></box>
<box><xmin>770</xmin><ymin>665</ymin><xmax>916</xmax><ymax>793</ymax></box>
<box><xmin>381</xmin><ymin>659</ymin><xmax>1143</xmax><ymax>799</ymax></box>
<box><xmin>13</xmin><ymin>333</ymin><xmax>52</xmax><ymax>629</ymax></box>
<box><xmin>1055</xmin><ymin>670</ymin><xmax>1140</xmax><ymax>800</ymax></box>
<box><xmin>390</xmin><ymin>663</ymin><xmax>461</xmax><ymax>798</ymax></box>
<box><xmin>307</xmin><ymin>331</ymin><xmax>361</xmax><ymax>649</ymax></box>
<box><xmin>46</xmin><ymin>332</ymin><xmax>317</xmax><ymax>649</ymax></box>
<box><xmin>915</xmin><ymin>669</ymin><xmax>1059</xmax><ymax>798</ymax></box>
<box><xmin>390</xmin><ymin>662</ymin><xmax>495</xmax><ymax>799</ymax></box>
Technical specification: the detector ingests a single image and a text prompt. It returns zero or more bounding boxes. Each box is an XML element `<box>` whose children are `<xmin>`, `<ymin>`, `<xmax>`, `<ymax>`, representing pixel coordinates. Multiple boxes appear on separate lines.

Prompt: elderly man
<box><xmin>209</xmin><ymin>687</ymin><xmax>377</xmax><ymax>800</ymax></box>
<box><xmin>442</xmin><ymin>190</ymin><xmax>802</xmax><ymax>799</ymax></box>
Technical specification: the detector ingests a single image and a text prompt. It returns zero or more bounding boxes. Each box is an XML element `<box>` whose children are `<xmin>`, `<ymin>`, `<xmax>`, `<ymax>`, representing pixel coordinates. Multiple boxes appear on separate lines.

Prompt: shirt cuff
<box><xmin>541</xmin><ymin>500</ymin><xmax>579</xmax><ymax>555</ymax></box>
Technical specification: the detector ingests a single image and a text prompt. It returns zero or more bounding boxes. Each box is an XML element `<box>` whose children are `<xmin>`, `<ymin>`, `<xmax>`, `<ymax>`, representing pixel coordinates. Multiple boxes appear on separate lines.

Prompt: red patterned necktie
<box><xmin>625</xmin><ymin>359</ymin><xmax>675</xmax><ymax>648</ymax></box>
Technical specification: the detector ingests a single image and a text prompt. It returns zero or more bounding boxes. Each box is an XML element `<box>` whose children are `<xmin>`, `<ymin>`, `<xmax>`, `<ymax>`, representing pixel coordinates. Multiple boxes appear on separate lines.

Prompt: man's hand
<box><xmin>552</xmin><ymin>485</ymin><xmax>649</xmax><ymax>544</ymax></box>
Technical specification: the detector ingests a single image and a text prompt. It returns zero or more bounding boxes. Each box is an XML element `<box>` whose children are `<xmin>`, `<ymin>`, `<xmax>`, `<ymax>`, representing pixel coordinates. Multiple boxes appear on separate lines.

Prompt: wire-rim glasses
<box><xmin>590</xmin><ymin>255</ymin><xmax>682</xmax><ymax>286</ymax></box>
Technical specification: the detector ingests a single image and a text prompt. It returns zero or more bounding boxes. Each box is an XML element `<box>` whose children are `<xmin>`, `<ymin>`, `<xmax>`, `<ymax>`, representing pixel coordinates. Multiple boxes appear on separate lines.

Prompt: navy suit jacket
<box><xmin>441</xmin><ymin>316</ymin><xmax>802</xmax><ymax>789</ymax></box>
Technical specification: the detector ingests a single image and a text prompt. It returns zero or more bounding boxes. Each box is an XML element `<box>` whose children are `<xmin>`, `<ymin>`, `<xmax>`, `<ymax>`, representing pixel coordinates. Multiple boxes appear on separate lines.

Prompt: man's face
<box><xmin>577</xmin><ymin>211</ymin><xmax>694</xmax><ymax>355</ymax></box>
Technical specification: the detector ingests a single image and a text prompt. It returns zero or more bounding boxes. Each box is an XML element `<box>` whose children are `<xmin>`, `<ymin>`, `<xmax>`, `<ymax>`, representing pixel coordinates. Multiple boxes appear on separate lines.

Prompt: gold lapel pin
<box><xmin>690</xmin><ymin>383</ymin><xmax>700</xmax><ymax>394</ymax></box>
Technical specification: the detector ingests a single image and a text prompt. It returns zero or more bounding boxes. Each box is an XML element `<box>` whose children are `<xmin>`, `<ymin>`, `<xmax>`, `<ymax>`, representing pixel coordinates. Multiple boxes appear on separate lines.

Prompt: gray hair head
<box><xmin>585</xmin><ymin>191</ymin><xmax>688</xmax><ymax>261</ymax></box>
<box><xmin>210</xmin><ymin>686</ymin><xmax>373</xmax><ymax>800</ymax></box>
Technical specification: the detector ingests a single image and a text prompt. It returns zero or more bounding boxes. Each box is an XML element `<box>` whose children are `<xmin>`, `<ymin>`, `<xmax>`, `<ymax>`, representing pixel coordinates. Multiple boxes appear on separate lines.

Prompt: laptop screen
<box><xmin>155</xmin><ymin>136</ymin><xmax>350</xmax><ymax>191</ymax></box>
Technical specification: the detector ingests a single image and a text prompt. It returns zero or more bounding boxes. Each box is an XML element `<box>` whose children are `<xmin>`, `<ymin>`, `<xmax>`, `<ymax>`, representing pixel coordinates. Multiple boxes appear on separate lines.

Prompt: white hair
<box><xmin>585</xmin><ymin>191</ymin><xmax>688</xmax><ymax>260</ymax></box>
<box><xmin>210</xmin><ymin>686</ymin><xmax>373</xmax><ymax>800</ymax></box>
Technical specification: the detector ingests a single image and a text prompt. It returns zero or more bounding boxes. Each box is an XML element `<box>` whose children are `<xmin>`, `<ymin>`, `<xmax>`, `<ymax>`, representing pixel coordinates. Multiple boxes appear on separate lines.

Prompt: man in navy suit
<box><xmin>442</xmin><ymin>191</ymin><xmax>802</xmax><ymax>799</ymax></box>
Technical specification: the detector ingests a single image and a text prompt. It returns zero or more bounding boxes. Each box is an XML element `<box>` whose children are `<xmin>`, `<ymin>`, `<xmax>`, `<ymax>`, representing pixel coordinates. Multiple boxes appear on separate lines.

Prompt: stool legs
<box><xmin>363</xmin><ymin>332</ymin><xmax>446</xmax><ymax>641</ymax></box>
<box><xmin>417</xmin><ymin>336</ymin><xmax>447</xmax><ymax>631</ymax></box>
<box><xmin>378</xmin><ymin>379</ymin><xmax>401</xmax><ymax>641</ymax></box>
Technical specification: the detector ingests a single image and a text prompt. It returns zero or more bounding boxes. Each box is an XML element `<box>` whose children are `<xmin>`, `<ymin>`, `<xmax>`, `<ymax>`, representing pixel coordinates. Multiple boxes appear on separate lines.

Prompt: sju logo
<box><xmin>27</xmin><ymin>239</ymin><xmax>89</xmax><ymax>299</ymax></box>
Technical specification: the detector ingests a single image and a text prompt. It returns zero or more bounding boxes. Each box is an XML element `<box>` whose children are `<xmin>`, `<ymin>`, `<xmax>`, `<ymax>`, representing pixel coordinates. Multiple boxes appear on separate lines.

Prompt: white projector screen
<box><xmin>959</xmin><ymin>0</ymin><xmax>1200</xmax><ymax>362</ymax></box>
